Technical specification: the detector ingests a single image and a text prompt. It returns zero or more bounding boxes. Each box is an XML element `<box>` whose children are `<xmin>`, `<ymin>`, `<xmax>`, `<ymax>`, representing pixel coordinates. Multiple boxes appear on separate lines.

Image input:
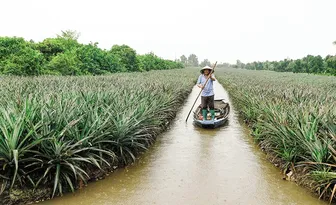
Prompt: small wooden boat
<box><xmin>193</xmin><ymin>99</ymin><xmax>230</xmax><ymax>129</ymax></box>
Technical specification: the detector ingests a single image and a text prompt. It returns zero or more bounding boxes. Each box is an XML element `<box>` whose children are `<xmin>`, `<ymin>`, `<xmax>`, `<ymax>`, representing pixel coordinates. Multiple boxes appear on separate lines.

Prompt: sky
<box><xmin>1</xmin><ymin>0</ymin><xmax>336</xmax><ymax>64</ymax></box>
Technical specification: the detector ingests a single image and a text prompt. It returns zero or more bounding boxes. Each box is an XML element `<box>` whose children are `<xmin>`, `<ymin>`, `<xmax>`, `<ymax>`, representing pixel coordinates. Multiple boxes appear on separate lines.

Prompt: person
<box><xmin>197</xmin><ymin>65</ymin><xmax>216</xmax><ymax>121</ymax></box>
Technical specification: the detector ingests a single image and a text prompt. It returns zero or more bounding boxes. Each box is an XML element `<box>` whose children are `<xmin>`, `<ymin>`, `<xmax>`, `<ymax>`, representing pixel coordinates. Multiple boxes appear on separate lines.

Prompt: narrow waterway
<box><xmin>38</xmin><ymin>82</ymin><xmax>326</xmax><ymax>205</ymax></box>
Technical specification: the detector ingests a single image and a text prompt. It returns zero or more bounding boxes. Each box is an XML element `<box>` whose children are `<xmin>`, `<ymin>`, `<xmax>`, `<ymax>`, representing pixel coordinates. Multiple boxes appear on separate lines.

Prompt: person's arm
<box><xmin>197</xmin><ymin>75</ymin><xmax>203</xmax><ymax>88</ymax></box>
<box><xmin>209</xmin><ymin>73</ymin><xmax>216</xmax><ymax>81</ymax></box>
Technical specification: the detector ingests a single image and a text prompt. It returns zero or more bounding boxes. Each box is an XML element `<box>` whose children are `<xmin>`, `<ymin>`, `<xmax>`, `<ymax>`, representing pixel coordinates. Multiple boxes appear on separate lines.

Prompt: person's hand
<box><xmin>198</xmin><ymin>84</ymin><xmax>204</xmax><ymax>89</ymax></box>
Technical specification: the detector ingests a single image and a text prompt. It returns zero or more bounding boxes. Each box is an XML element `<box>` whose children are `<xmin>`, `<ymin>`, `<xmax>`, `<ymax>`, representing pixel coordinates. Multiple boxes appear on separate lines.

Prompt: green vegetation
<box><xmin>0</xmin><ymin>69</ymin><xmax>196</xmax><ymax>202</ymax></box>
<box><xmin>138</xmin><ymin>52</ymin><xmax>181</xmax><ymax>71</ymax></box>
<box><xmin>237</xmin><ymin>55</ymin><xmax>336</xmax><ymax>75</ymax></box>
<box><xmin>232</xmin><ymin>41</ymin><xmax>336</xmax><ymax>76</ymax></box>
<box><xmin>177</xmin><ymin>54</ymin><xmax>234</xmax><ymax>69</ymax></box>
<box><xmin>0</xmin><ymin>30</ymin><xmax>184</xmax><ymax>76</ymax></box>
<box><xmin>216</xmin><ymin>68</ymin><xmax>336</xmax><ymax>202</ymax></box>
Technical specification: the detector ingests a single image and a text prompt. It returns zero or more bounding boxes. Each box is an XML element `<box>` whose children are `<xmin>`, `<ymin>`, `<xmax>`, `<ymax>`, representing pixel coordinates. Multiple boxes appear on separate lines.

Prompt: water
<box><xmin>38</xmin><ymin>82</ymin><xmax>326</xmax><ymax>205</ymax></box>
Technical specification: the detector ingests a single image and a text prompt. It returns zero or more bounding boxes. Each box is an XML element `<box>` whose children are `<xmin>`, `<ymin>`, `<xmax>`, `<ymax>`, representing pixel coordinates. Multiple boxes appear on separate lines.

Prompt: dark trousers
<box><xmin>201</xmin><ymin>95</ymin><xmax>214</xmax><ymax>110</ymax></box>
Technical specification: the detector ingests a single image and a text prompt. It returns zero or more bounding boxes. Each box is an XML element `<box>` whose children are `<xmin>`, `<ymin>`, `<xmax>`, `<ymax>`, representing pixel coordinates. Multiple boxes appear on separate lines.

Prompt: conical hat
<box><xmin>200</xmin><ymin>66</ymin><xmax>213</xmax><ymax>73</ymax></box>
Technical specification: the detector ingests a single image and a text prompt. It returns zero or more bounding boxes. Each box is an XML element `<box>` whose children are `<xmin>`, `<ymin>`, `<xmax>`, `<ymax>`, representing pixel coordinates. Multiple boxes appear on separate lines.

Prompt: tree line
<box><xmin>178</xmin><ymin>54</ymin><xmax>235</xmax><ymax>68</ymax></box>
<box><xmin>0</xmin><ymin>30</ymin><xmax>184</xmax><ymax>76</ymax></box>
<box><xmin>234</xmin><ymin>55</ymin><xmax>336</xmax><ymax>75</ymax></box>
<box><xmin>179</xmin><ymin>41</ymin><xmax>336</xmax><ymax>76</ymax></box>
<box><xmin>233</xmin><ymin>41</ymin><xmax>336</xmax><ymax>75</ymax></box>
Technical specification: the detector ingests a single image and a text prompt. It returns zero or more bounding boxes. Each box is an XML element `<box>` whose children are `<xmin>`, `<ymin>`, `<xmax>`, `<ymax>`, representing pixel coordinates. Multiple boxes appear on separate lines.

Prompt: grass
<box><xmin>215</xmin><ymin>68</ymin><xmax>336</xmax><ymax>203</ymax></box>
<box><xmin>0</xmin><ymin>69</ymin><xmax>197</xmax><ymax>201</ymax></box>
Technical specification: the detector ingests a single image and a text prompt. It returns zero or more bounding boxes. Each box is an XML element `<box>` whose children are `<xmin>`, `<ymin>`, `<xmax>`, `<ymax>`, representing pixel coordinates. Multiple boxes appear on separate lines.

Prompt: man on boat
<box><xmin>197</xmin><ymin>65</ymin><xmax>216</xmax><ymax>121</ymax></box>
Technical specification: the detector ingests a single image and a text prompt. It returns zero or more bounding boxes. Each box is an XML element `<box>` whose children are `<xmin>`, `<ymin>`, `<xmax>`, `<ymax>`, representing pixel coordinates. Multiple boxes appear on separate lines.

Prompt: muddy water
<box><xmin>38</xmin><ymin>82</ymin><xmax>326</xmax><ymax>205</ymax></box>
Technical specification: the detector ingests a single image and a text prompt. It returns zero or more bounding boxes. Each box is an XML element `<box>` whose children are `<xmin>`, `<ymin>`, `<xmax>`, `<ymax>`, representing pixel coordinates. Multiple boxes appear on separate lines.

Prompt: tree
<box><xmin>0</xmin><ymin>37</ymin><xmax>45</xmax><ymax>75</ymax></box>
<box><xmin>310</xmin><ymin>55</ymin><xmax>325</xmax><ymax>73</ymax></box>
<box><xmin>325</xmin><ymin>55</ymin><xmax>336</xmax><ymax>75</ymax></box>
<box><xmin>110</xmin><ymin>45</ymin><xmax>139</xmax><ymax>72</ymax></box>
<box><xmin>236</xmin><ymin>59</ymin><xmax>245</xmax><ymax>68</ymax></box>
<box><xmin>46</xmin><ymin>50</ymin><xmax>81</xmax><ymax>75</ymax></box>
<box><xmin>76</xmin><ymin>44</ymin><xmax>121</xmax><ymax>74</ymax></box>
<box><xmin>180</xmin><ymin>55</ymin><xmax>187</xmax><ymax>64</ymax></box>
<box><xmin>1</xmin><ymin>47</ymin><xmax>45</xmax><ymax>76</ymax></box>
<box><xmin>291</xmin><ymin>59</ymin><xmax>302</xmax><ymax>73</ymax></box>
<box><xmin>137</xmin><ymin>52</ymin><xmax>184</xmax><ymax>71</ymax></box>
<box><xmin>36</xmin><ymin>38</ymin><xmax>67</xmax><ymax>61</ymax></box>
<box><xmin>217</xmin><ymin>62</ymin><xmax>231</xmax><ymax>68</ymax></box>
<box><xmin>277</xmin><ymin>58</ymin><xmax>291</xmax><ymax>72</ymax></box>
<box><xmin>57</xmin><ymin>30</ymin><xmax>81</xmax><ymax>40</ymax></box>
<box><xmin>200</xmin><ymin>59</ymin><xmax>211</xmax><ymax>67</ymax></box>
<box><xmin>187</xmin><ymin>54</ymin><xmax>198</xmax><ymax>66</ymax></box>
<box><xmin>36</xmin><ymin>34</ymin><xmax>81</xmax><ymax>61</ymax></box>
